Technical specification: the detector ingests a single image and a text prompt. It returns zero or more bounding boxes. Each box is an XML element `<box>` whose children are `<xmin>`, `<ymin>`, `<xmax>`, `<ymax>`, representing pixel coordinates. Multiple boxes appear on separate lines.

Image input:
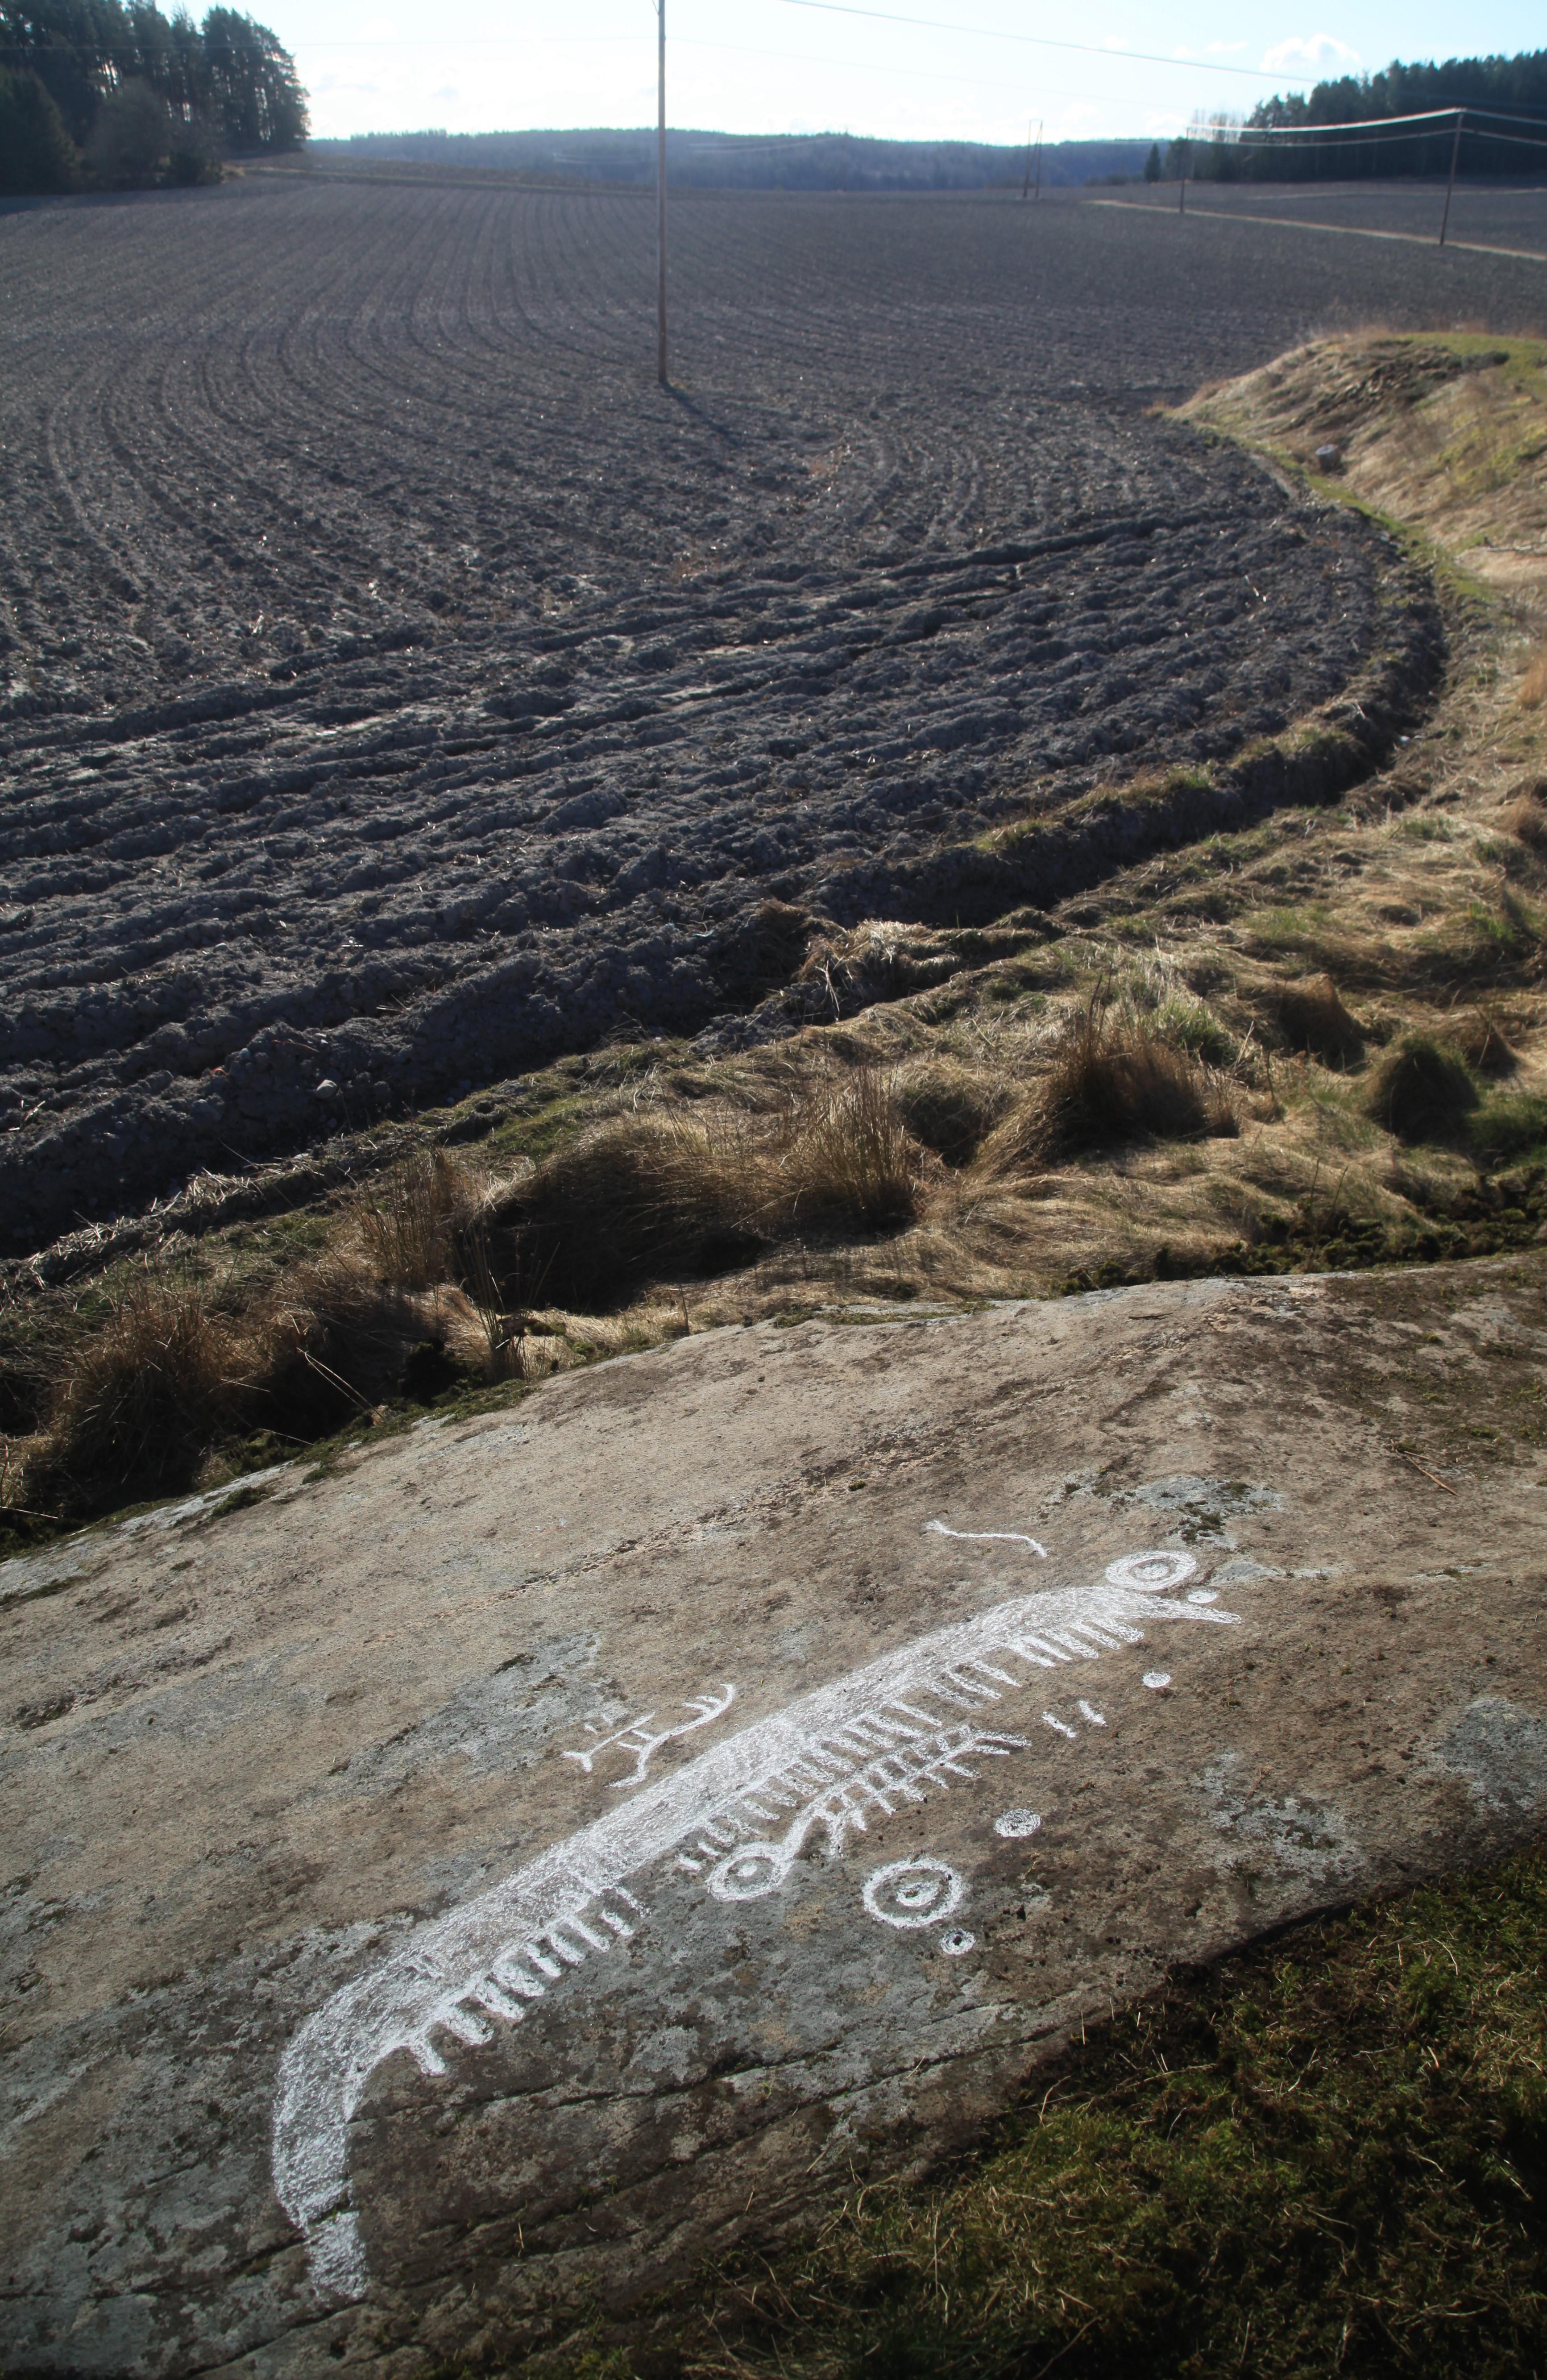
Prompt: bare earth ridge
<box><xmin>3</xmin><ymin>1261</ymin><xmax>1546</xmax><ymax>2374</ymax></box>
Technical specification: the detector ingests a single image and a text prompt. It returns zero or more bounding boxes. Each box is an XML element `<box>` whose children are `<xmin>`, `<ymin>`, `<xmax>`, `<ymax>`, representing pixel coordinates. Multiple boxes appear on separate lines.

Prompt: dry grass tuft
<box><xmin>895</xmin><ymin>1061</ymin><xmax>1008</xmax><ymax>1168</ymax></box>
<box><xmin>255</xmin><ymin>1249</ymin><xmax>485</xmax><ymax>1432</ymax></box>
<box><xmin>1517</xmin><ymin>646</ymin><xmax>1547</xmax><ymax>712</ymax></box>
<box><xmin>777</xmin><ymin>1069</ymin><xmax>920</xmax><ymax>1229</ymax></box>
<box><xmin>1501</xmin><ymin>787</ymin><xmax>1547</xmax><ymax>849</ymax></box>
<box><xmin>1457</xmin><ymin>1009</ymin><xmax>1519</xmax><ymax>1076</ymax></box>
<box><xmin>1275</xmin><ymin>972</ymin><xmax>1364</xmax><ymax>1062</ymax></box>
<box><xmin>353</xmin><ymin>1148</ymin><xmax>473</xmax><ymax>1289</ymax></box>
<box><xmin>1365</xmin><ymin>1035</ymin><xmax>1477</xmax><ymax>1141</ymax></box>
<box><xmin>475</xmin><ymin>1072</ymin><xmax>921</xmax><ymax>1310</ymax></box>
<box><xmin>14</xmin><ymin>1157</ymin><xmax>523</xmax><ymax>1512</ymax></box>
<box><xmin>983</xmin><ymin>1004</ymin><xmax>1236</xmax><ymax>1175</ymax></box>
<box><xmin>476</xmin><ymin>1110</ymin><xmax>765</xmax><ymax>1312</ymax></box>
<box><xmin>36</xmin><ymin>1277</ymin><xmax>251</xmax><ymax>1501</ymax></box>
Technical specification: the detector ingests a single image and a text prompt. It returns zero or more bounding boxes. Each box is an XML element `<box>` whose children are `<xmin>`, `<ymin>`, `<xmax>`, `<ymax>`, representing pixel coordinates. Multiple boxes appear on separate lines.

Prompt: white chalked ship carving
<box><xmin>272</xmin><ymin>1546</ymin><xmax>1234</xmax><ymax>2299</ymax></box>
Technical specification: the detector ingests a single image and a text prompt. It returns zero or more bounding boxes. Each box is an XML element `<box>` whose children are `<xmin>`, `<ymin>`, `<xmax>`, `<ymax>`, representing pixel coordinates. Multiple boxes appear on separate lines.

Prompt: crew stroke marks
<box><xmin>272</xmin><ymin>1545</ymin><xmax>1237</xmax><ymax>2300</ymax></box>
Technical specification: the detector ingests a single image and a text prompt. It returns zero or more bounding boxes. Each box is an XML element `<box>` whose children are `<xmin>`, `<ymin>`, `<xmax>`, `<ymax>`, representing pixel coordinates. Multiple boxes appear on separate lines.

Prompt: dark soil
<box><xmin>1</xmin><ymin>180</ymin><xmax>1540</xmax><ymax>1254</ymax></box>
<box><xmin>1103</xmin><ymin>176</ymin><xmax>1547</xmax><ymax>256</ymax></box>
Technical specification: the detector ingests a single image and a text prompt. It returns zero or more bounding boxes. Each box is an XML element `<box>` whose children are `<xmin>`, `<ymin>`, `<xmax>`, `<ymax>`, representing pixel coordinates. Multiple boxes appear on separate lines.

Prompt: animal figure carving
<box><xmin>272</xmin><ymin>1546</ymin><xmax>1234</xmax><ymax>2298</ymax></box>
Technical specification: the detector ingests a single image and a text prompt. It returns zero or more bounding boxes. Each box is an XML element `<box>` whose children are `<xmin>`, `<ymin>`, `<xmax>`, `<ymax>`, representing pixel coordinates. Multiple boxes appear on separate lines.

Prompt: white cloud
<box><xmin>1260</xmin><ymin>31</ymin><xmax>1361</xmax><ymax>77</ymax></box>
<box><xmin>312</xmin><ymin>69</ymin><xmax>381</xmax><ymax>98</ymax></box>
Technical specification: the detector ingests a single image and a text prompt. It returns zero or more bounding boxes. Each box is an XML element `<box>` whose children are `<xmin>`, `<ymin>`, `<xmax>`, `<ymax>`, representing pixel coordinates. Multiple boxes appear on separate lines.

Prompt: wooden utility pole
<box><xmin>656</xmin><ymin>0</ymin><xmax>668</xmax><ymax>384</ymax></box>
<box><xmin>1018</xmin><ymin>117</ymin><xmax>1042</xmax><ymax>197</ymax></box>
<box><xmin>1033</xmin><ymin>117</ymin><xmax>1043</xmax><ymax>199</ymax></box>
<box><xmin>1438</xmin><ymin>108</ymin><xmax>1463</xmax><ymax>246</ymax></box>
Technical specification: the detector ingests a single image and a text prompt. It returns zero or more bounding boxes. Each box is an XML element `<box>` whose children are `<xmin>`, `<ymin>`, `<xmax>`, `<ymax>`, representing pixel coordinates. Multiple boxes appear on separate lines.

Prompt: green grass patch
<box><xmin>1424</xmin><ymin>892</ymin><xmax>1545</xmax><ymax>986</ymax></box>
<box><xmin>984</xmin><ymin>765</ymin><xmax>1218</xmax><ymax>860</ymax></box>
<box><xmin>486</xmin><ymin>1084</ymin><xmax>609</xmax><ymax>1165</ymax></box>
<box><xmin>1399</xmin><ymin>814</ymin><xmax>1456</xmax><ymax>843</ymax></box>
<box><xmin>642</xmin><ymin>1845</ymin><xmax>1547</xmax><ymax>2380</ymax></box>
<box><xmin>1420</xmin><ymin>331</ymin><xmax>1547</xmax><ymax>378</ymax></box>
<box><xmin>1051</xmin><ymin>1159</ymin><xmax>1547</xmax><ymax>1298</ymax></box>
<box><xmin>1241</xmin><ymin>901</ymin><xmax>1339</xmax><ymax>958</ymax></box>
<box><xmin>1470</xmin><ymin>1093</ymin><xmax>1547</xmax><ymax>1168</ymax></box>
<box><xmin>1155</xmin><ymin>994</ymin><xmax>1236</xmax><ymax>1066</ymax></box>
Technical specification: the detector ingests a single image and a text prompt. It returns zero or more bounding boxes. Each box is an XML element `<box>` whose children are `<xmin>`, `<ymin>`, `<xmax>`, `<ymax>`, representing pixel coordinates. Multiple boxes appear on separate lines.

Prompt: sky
<box><xmin>268</xmin><ymin>0</ymin><xmax>1547</xmax><ymax>149</ymax></box>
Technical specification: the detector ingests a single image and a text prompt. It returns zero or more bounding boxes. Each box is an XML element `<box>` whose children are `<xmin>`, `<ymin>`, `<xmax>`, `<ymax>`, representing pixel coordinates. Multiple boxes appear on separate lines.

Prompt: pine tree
<box><xmin>0</xmin><ymin>0</ymin><xmax>307</xmax><ymax>188</ymax></box>
<box><xmin>0</xmin><ymin>62</ymin><xmax>82</xmax><ymax>190</ymax></box>
<box><xmin>199</xmin><ymin>4</ymin><xmax>306</xmax><ymax>151</ymax></box>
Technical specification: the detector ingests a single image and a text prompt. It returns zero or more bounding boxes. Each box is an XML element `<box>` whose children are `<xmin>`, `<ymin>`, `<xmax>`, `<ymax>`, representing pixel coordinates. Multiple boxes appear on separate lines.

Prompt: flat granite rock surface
<box><xmin>4</xmin><ymin>1260</ymin><xmax>1547</xmax><ymax>2375</ymax></box>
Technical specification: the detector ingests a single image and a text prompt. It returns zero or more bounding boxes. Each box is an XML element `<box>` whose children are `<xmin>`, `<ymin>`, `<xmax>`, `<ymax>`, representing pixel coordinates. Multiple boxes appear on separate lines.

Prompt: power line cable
<box><xmin>1241</xmin><ymin>104</ymin><xmax>1459</xmax><ymax>135</ymax></box>
<box><xmin>1470</xmin><ymin>122</ymin><xmax>1547</xmax><ymax>148</ymax></box>
<box><xmin>1234</xmin><ymin>112</ymin><xmax>1547</xmax><ymax>159</ymax></box>
<box><xmin>1242</xmin><ymin>102</ymin><xmax>1547</xmax><ymax>137</ymax></box>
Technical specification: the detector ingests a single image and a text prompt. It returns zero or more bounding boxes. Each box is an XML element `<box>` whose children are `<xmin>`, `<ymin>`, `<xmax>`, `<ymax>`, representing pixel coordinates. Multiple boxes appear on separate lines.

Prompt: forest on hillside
<box><xmin>1186</xmin><ymin>46</ymin><xmax>1547</xmax><ymax>179</ymax></box>
<box><xmin>307</xmin><ymin>128</ymin><xmax>1152</xmax><ymax>192</ymax></box>
<box><xmin>0</xmin><ymin>0</ymin><xmax>305</xmax><ymax>193</ymax></box>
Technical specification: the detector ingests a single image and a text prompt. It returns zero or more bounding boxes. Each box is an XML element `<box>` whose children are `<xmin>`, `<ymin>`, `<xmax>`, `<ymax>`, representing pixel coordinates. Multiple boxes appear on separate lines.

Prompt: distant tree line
<box><xmin>0</xmin><ymin>0</ymin><xmax>307</xmax><ymax>194</ymax></box>
<box><xmin>1173</xmin><ymin>46</ymin><xmax>1547</xmax><ymax>181</ymax></box>
<box><xmin>308</xmin><ymin>126</ymin><xmax>1155</xmax><ymax>194</ymax></box>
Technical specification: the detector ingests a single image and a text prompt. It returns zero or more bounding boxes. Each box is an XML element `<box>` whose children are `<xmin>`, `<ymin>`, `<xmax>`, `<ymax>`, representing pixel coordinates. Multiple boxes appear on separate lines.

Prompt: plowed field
<box><xmin>1</xmin><ymin>178</ymin><xmax>1538</xmax><ymax>1251</ymax></box>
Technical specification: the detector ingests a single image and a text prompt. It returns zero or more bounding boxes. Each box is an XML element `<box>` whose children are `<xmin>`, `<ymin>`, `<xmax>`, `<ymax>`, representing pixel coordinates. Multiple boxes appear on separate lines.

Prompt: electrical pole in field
<box><xmin>1020</xmin><ymin>118</ymin><xmax>1043</xmax><ymax>199</ymax></box>
<box><xmin>1438</xmin><ymin>108</ymin><xmax>1463</xmax><ymax>246</ymax></box>
<box><xmin>656</xmin><ymin>0</ymin><xmax>668</xmax><ymax>384</ymax></box>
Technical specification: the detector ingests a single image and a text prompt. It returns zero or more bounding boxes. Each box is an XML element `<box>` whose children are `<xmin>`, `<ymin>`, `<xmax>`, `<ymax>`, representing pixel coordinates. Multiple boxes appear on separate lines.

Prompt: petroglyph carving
<box><xmin>1107</xmin><ymin>1550</ymin><xmax>1196</xmax><ymax>1595</ymax></box>
<box><xmin>706</xmin><ymin>1719</ymin><xmax>1028</xmax><ymax>1902</ymax></box>
<box><xmin>863</xmin><ymin>1856</ymin><xmax>965</xmax><ymax>1929</ymax></box>
<box><xmin>271</xmin><ymin>1542</ymin><xmax>1237</xmax><ymax>2303</ymax></box>
<box><xmin>927</xmin><ymin>1520</ymin><xmax>1049</xmax><ymax>1557</ymax></box>
<box><xmin>563</xmin><ymin>1684</ymin><xmax>737</xmax><ymax>1787</ymax></box>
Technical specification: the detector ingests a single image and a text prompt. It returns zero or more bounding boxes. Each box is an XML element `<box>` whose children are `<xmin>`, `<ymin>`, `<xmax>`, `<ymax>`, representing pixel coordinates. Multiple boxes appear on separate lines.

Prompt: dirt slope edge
<box><xmin>821</xmin><ymin>529</ymin><xmax>1444</xmax><ymax>930</ymax></box>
